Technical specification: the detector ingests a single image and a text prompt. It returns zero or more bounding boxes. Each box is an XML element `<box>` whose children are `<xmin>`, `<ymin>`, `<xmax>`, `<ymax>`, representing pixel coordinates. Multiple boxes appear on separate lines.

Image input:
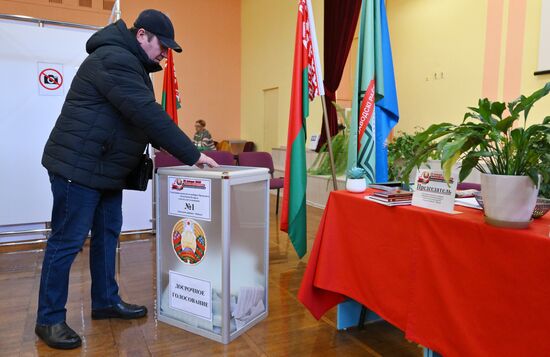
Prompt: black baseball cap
<box><xmin>134</xmin><ymin>9</ymin><xmax>182</xmax><ymax>53</ymax></box>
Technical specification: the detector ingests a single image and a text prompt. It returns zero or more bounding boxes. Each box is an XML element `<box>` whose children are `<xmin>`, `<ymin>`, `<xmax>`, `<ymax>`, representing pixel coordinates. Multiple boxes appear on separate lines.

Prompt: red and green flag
<box><xmin>161</xmin><ymin>49</ymin><xmax>181</xmax><ymax>124</ymax></box>
<box><xmin>281</xmin><ymin>0</ymin><xmax>324</xmax><ymax>259</ymax></box>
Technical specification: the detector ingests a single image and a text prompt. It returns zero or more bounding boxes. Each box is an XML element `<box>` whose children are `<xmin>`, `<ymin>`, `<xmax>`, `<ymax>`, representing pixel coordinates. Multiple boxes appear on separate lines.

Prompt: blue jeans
<box><xmin>37</xmin><ymin>173</ymin><xmax>123</xmax><ymax>325</ymax></box>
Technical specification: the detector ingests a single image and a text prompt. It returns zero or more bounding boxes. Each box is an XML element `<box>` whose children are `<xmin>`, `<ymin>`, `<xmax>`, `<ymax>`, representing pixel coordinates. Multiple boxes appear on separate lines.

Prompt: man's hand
<box><xmin>195</xmin><ymin>153</ymin><xmax>219</xmax><ymax>168</ymax></box>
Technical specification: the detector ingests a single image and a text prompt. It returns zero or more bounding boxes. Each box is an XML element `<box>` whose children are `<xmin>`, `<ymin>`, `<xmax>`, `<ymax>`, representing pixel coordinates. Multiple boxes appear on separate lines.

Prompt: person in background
<box><xmin>193</xmin><ymin>119</ymin><xmax>217</xmax><ymax>151</ymax></box>
<box><xmin>36</xmin><ymin>9</ymin><xmax>218</xmax><ymax>350</ymax></box>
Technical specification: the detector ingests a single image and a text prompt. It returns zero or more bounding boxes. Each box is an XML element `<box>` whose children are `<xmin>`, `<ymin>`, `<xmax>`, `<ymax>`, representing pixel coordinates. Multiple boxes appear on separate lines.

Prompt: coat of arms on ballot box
<box><xmin>172</xmin><ymin>219</ymin><xmax>207</xmax><ymax>265</ymax></box>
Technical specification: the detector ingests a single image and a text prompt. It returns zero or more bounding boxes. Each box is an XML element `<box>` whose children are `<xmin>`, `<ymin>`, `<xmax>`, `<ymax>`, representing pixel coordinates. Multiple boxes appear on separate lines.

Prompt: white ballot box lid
<box><xmin>157</xmin><ymin>165</ymin><xmax>269</xmax><ymax>179</ymax></box>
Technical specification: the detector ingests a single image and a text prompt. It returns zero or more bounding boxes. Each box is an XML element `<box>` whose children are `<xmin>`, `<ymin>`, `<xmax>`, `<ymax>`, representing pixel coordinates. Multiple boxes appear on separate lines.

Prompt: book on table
<box><xmin>365</xmin><ymin>195</ymin><xmax>411</xmax><ymax>206</ymax></box>
<box><xmin>372</xmin><ymin>190</ymin><xmax>412</xmax><ymax>199</ymax></box>
<box><xmin>368</xmin><ymin>182</ymin><xmax>404</xmax><ymax>192</ymax></box>
<box><xmin>366</xmin><ymin>187</ymin><xmax>413</xmax><ymax>206</ymax></box>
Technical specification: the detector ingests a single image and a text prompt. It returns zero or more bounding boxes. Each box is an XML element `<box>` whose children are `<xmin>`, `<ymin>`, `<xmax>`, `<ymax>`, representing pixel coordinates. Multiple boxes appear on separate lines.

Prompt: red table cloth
<box><xmin>299</xmin><ymin>190</ymin><xmax>550</xmax><ymax>356</ymax></box>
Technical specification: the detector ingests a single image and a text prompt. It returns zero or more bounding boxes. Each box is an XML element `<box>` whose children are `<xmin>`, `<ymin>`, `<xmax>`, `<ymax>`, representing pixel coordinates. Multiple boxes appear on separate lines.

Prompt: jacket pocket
<box><xmin>101</xmin><ymin>129</ymin><xmax>117</xmax><ymax>156</ymax></box>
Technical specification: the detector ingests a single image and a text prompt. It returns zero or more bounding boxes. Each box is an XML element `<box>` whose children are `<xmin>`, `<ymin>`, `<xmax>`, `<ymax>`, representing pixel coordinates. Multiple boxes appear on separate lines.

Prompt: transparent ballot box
<box><xmin>155</xmin><ymin>166</ymin><xmax>270</xmax><ymax>344</ymax></box>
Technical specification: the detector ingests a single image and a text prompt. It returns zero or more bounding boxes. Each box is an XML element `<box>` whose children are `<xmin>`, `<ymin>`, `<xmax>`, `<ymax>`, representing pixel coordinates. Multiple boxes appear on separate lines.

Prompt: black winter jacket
<box><xmin>42</xmin><ymin>20</ymin><xmax>200</xmax><ymax>189</ymax></box>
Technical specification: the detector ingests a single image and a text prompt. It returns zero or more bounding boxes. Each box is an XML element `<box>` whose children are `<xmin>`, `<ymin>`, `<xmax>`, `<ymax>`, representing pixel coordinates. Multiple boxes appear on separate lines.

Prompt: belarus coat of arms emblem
<box><xmin>171</xmin><ymin>219</ymin><xmax>207</xmax><ymax>264</ymax></box>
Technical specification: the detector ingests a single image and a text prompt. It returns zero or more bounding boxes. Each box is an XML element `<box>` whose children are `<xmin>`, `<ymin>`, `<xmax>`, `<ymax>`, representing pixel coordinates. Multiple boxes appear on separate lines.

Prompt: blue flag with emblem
<box><xmin>347</xmin><ymin>0</ymin><xmax>399</xmax><ymax>182</ymax></box>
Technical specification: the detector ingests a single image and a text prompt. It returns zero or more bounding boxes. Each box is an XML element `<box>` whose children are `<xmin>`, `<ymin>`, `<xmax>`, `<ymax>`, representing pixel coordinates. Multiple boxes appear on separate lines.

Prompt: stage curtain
<box><xmin>316</xmin><ymin>0</ymin><xmax>362</xmax><ymax>152</ymax></box>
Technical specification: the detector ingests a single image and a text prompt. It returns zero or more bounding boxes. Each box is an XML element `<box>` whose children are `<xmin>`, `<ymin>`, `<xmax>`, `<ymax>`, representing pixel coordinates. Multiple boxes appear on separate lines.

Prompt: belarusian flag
<box><xmin>280</xmin><ymin>0</ymin><xmax>324</xmax><ymax>259</ymax></box>
<box><xmin>347</xmin><ymin>0</ymin><xmax>399</xmax><ymax>182</ymax></box>
<box><xmin>161</xmin><ymin>49</ymin><xmax>181</xmax><ymax>124</ymax></box>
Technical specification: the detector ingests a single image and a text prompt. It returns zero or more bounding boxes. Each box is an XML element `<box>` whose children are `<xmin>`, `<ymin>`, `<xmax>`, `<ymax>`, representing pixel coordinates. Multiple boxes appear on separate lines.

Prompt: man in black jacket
<box><xmin>35</xmin><ymin>9</ymin><xmax>218</xmax><ymax>349</ymax></box>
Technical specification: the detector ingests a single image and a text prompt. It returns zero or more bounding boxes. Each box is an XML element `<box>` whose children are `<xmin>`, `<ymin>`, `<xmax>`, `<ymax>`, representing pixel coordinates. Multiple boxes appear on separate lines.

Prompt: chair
<box><xmin>243</xmin><ymin>141</ymin><xmax>255</xmax><ymax>152</ymax></box>
<box><xmin>155</xmin><ymin>150</ymin><xmax>235</xmax><ymax>169</ymax></box>
<box><xmin>217</xmin><ymin>140</ymin><xmax>231</xmax><ymax>152</ymax></box>
<box><xmin>238</xmin><ymin>152</ymin><xmax>284</xmax><ymax>215</ymax></box>
<box><xmin>457</xmin><ymin>182</ymin><xmax>481</xmax><ymax>191</ymax></box>
<box><xmin>203</xmin><ymin>150</ymin><xmax>235</xmax><ymax>165</ymax></box>
<box><xmin>154</xmin><ymin>150</ymin><xmax>184</xmax><ymax>170</ymax></box>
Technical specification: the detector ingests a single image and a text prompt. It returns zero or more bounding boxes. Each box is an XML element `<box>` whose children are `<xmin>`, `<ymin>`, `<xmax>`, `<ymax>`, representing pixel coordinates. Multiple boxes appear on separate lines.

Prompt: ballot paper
<box><xmin>232</xmin><ymin>286</ymin><xmax>266</xmax><ymax>330</ymax></box>
<box><xmin>455</xmin><ymin>197</ymin><xmax>482</xmax><ymax>210</ymax></box>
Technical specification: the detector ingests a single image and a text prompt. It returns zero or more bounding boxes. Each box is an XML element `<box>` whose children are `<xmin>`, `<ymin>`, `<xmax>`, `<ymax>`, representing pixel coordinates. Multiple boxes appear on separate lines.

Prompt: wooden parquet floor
<box><xmin>0</xmin><ymin>197</ymin><xmax>421</xmax><ymax>356</ymax></box>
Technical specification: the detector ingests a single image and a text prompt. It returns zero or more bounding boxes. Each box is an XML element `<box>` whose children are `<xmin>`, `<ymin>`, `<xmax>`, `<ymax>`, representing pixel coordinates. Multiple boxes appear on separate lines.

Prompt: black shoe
<box><xmin>91</xmin><ymin>300</ymin><xmax>148</xmax><ymax>320</ymax></box>
<box><xmin>35</xmin><ymin>321</ymin><xmax>82</xmax><ymax>349</ymax></box>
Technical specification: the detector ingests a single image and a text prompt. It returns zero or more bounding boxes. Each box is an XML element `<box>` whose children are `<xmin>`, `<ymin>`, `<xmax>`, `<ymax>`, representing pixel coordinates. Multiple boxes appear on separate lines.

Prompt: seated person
<box><xmin>193</xmin><ymin>119</ymin><xmax>217</xmax><ymax>151</ymax></box>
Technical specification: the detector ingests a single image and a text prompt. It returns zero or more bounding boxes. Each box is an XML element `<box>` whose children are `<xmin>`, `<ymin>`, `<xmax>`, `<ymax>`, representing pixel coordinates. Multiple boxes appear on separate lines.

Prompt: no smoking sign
<box><xmin>37</xmin><ymin>62</ymin><xmax>64</xmax><ymax>96</ymax></box>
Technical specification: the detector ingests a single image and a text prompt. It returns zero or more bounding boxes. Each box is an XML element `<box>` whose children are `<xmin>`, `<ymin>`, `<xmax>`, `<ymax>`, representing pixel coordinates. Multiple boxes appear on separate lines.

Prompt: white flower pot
<box><xmin>346</xmin><ymin>178</ymin><xmax>366</xmax><ymax>193</ymax></box>
<box><xmin>480</xmin><ymin>173</ymin><xmax>540</xmax><ymax>228</ymax></box>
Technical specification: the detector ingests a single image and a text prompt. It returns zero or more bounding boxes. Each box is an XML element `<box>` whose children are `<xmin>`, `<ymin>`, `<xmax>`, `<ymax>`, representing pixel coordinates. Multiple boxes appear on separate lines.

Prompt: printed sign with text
<box><xmin>412</xmin><ymin>169</ymin><xmax>458</xmax><ymax>213</ymax></box>
<box><xmin>168</xmin><ymin>176</ymin><xmax>211</xmax><ymax>221</ymax></box>
<box><xmin>169</xmin><ymin>271</ymin><xmax>212</xmax><ymax>321</ymax></box>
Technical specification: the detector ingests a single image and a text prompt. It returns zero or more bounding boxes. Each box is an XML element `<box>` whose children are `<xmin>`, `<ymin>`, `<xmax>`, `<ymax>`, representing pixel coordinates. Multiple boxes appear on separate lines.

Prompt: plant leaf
<box><xmin>477</xmin><ymin>98</ymin><xmax>495</xmax><ymax>124</ymax></box>
<box><xmin>441</xmin><ymin>136</ymin><xmax>468</xmax><ymax>163</ymax></box>
<box><xmin>414</xmin><ymin>123</ymin><xmax>454</xmax><ymax>143</ymax></box>
<box><xmin>495</xmin><ymin>115</ymin><xmax>517</xmax><ymax>132</ymax></box>
<box><xmin>490</xmin><ymin>101</ymin><xmax>506</xmax><ymax>119</ymax></box>
<box><xmin>510</xmin><ymin>127</ymin><xmax>524</xmax><ymax>147</ymax></box>
<box><xmin>459</xmin><ymin>154</ymin><xmax>480</xmax><ymax>182</ymax></box>
<box><xmin>442</xmin><ymin>151</ymin><xmax>461</xmax><ymax>182</ymax></box>
<box><xmin>519</xmin><ymin>82</ymin><xmax>550</xmax><ymax>119</ymax></box>
<box><xmin>526</xmin><ymin>167</ymin><xmax>540</xmax><ymax>187</ymax></box>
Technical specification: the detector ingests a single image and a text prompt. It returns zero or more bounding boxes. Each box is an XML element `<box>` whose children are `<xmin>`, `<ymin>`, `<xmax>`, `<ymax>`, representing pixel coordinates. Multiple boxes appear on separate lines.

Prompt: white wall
<box><xmin>0</xmin><ymin>18</ymin><xmax>152</xmax><ymax>240</ymax></box>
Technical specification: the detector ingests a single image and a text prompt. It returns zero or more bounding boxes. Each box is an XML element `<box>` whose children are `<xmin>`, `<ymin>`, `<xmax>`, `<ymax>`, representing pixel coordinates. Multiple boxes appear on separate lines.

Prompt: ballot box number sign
<box><xmin>168</xmin><ymin>176</ymin><xmax>211</xmax><ymax>221</ymax></box>
<box><xmin>169</xmin><ymin>270</ymin><xmax>212</xmax><ymax>321</ymax></box>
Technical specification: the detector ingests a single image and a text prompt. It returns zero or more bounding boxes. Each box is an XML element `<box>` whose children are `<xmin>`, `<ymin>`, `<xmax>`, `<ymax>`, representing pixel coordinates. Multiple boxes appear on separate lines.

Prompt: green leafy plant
<box><xmin>534</xmin><ymin>138</ymin><xmax>550</xmax><ymax>198</ymax></box>
<box><xmin>347</xmin><ymin>166</ymin><xmax>366</xmax><ymax>179</ymax></box>
<box><xmin>308</xmin><ymin>102</ymin><xmax>350</xmax><ymax>176</ymax></box>
<box><xmin>401</xmin><ymin>83</ymin><xmax>550</xmax><ymax>188</ymax></box>
<box><xmin>387</xmin><ymin>128</ymin><xmax>424</xmax><ymax>182</ymax></box>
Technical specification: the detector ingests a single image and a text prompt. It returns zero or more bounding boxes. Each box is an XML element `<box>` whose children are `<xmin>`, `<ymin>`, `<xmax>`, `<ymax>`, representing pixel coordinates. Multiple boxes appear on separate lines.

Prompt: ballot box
<box><xmin>155</xmin><ymin>166</ymin><xmax>270</xmax><ymax>344</ymax></box>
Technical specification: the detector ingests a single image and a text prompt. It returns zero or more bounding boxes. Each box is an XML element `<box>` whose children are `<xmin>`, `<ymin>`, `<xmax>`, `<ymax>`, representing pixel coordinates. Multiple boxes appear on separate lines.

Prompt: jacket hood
<box><xmin>86</xmin><ymin>20</ymin><xmax>162</xmax><ymax>73</ymax></box>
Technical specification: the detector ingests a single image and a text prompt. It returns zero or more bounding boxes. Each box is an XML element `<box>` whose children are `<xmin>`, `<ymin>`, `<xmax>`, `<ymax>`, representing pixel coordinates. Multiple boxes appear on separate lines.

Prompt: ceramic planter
<box><xmin>346</xmin><ymin>178</ymin><xmax>366</xmax><ymax>193</ymax></box>
<box><xmin>480</xmin><ymin>173</ymin><xmax>539</xmax><ymax>228</ymax></box>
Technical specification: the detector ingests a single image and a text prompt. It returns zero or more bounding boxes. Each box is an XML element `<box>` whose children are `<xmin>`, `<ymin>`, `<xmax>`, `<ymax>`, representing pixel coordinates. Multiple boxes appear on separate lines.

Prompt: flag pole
<box><xmin>320</xmin><ymin>95</ymin><xmax>338</xmax><ymax>191</ymax></box>
<box><xmin>304</xmin><ymin>0</ymin><xmax>337</xmax><ymax>191</ymax></box>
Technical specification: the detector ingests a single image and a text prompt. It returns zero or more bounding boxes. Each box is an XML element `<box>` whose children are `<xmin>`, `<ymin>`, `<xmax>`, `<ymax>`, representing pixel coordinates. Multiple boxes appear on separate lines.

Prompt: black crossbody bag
<box><xmin>125</xmin><ymin>146</ymin><xmax>153</xmax><ymax>191</ymax></box>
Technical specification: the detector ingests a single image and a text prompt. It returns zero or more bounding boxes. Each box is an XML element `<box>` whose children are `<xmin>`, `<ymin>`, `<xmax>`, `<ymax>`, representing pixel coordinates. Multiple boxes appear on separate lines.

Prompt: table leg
<box><xmin>424</xmin><ymin>348</ymin><xmax>443</xmax><ymax>357</ymax></box>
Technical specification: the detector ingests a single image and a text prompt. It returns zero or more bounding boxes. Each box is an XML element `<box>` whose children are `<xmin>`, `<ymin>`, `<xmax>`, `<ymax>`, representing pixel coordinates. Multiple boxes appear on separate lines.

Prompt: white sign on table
<box><xmin>168</xmin><ymin>176</ymin><xmax>211</xmax><ymax>221</ymax></box>
<box><xmin>169</xmin><ymin>270</ymin><xmax>212</xmax><ymax>321</ymax></box>
<box><xmin>412</xmin><ymin>169</ymin><xmax>458</xmax><ymax>214</ymax></box>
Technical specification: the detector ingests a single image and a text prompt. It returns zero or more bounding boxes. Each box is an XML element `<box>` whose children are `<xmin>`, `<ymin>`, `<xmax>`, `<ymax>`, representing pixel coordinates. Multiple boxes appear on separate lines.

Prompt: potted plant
<box><xmin>534</xmin><ymin>135</ymin><xmax>550</xmax><ymax>199</ymax></box>
<box><xmin>402</xmin><ymin>83</ymin><xmax>550</xmax><ymax>228</ymax></box>
<box><xmin>387</xmin><ymin>128</ymin><xmax>425</xmax><ymax>182</ymax></box>
<box><xmin>308</xmin><ymin>102</ymin><xmax>350</xmax><ymax>177</ymax></box>
<box><xmin>346</xmin><ymin>166</ymin><xmax>367</xmax><ymax>193</ymax></box>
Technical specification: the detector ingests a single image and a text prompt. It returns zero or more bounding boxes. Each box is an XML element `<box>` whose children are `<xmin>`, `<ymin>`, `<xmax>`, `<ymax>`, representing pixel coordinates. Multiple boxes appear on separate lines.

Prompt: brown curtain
<box><xmin>316</xmin><ymin>0</ymin><xmax>362</xmax><ymax>152</ymax></box>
